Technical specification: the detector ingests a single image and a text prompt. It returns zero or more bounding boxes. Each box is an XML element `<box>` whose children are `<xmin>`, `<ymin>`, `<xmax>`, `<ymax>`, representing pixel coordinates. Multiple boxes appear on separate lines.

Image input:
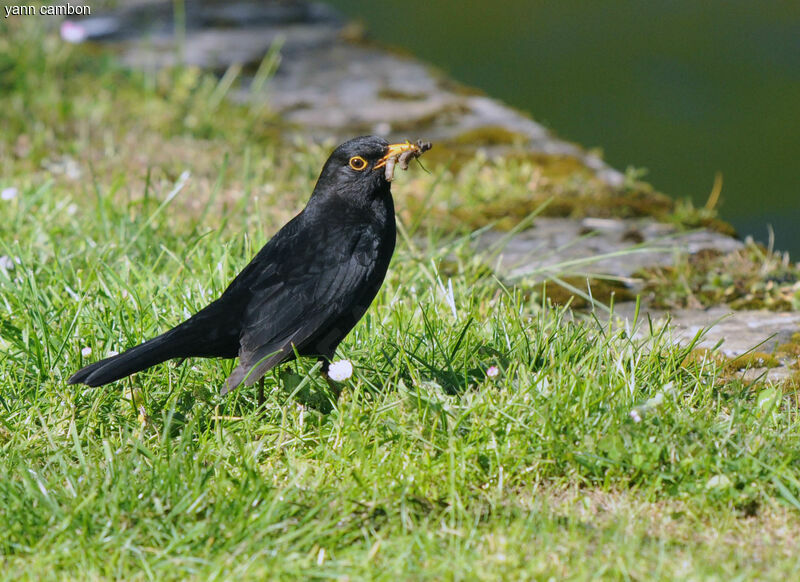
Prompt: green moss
<box><xmin>726</xmin><ymin>352</ymin><xmax>780</xmax><ymax>371</ymax></box>
<box><xmin>448</xmin><ymin>126</ymin><xmax>530</xmax><ymax>147</ymax></box>
<box><xmin>439</xmin><ymin>182</ymin><xmax>669</xmax><ymax>232</ymax></box>
<box><xmin>771</xmin><ymin>369</ymin><xmax>800</xmax><ymax>396</ymax></box>
<box><xmin>437</xmin><ymin>259</ymin><xmax>496</xmax><ymax>281</ymax></box>
<box><xmin>436</xmin><ymin>75</ymin><xmax>487</xmax><ymax>97</ymax></box>
<box><xmin>681</xmin><ymin>348</ymin><xmax>727</xmax><ymax>370</ymax></box>
<box><xmin>776</xmin><ymin>334</ymin><xmax>800</xmax><ymax>364</ymax></box>
<box><xmin>404</xmin><ymin>134</ymin><xmax>735</xmax><ymax>238</ymax></box>
<box><xmin>402</xmin><ymin>148</ymin><xmax>685</xmax><ymax>235</ymax></box>
<box><xmin>376</xmin><ymin>88</ymin><xmax>428</xmax><ymax>101</ymax></box>
<box><xmin>669</xmin><ymin>199</ymin><xmax>738</xmax><ymax>237</ymax></box>
<box><xmin>640</xmin><ymin>241</ymin><xmax>800</xmax><ymax>312</ymax></box>
<box><xmin>527</xmin><ymin>277</ymin><xmax>636</xmax><ymax>309</ymax></box>
<box><xmin>681</xmin><ymin>348</ymin><xmax>781</xmax><ymax>384</ymax></box>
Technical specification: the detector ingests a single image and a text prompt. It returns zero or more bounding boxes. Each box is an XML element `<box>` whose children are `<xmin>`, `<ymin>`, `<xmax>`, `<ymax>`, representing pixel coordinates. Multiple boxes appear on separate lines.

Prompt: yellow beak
<box><xmin>374</xmin><ymin>141</ymin><xmax>421</xmax><ymax>169</ymax></box>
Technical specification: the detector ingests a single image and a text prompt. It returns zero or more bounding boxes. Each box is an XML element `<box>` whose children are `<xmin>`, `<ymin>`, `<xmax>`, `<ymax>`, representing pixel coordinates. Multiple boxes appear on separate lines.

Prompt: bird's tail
<box><xmin>68</xmin><ymin>329</ymin><xmax>187</xmax><ymax>387</ymax></box>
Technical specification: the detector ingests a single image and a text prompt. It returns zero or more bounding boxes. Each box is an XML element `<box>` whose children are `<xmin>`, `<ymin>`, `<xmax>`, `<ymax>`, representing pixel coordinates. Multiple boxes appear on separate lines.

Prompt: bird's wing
<box><xmin>222</xmin><ymin>225</ymin><xmax>380</xmax><ymax>392</ymax></box>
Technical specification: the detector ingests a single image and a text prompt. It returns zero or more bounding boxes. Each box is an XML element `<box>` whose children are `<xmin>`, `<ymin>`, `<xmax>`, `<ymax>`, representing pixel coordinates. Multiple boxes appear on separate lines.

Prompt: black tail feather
<box><xmin>68</xmin><ymin>331</ymin><xmax>183</xmax><ymax>387</ymax></box>
<box><xmin>68</xmin><ymin>294</ymin><xmax>244</xmax><ymax>387</ymax></box>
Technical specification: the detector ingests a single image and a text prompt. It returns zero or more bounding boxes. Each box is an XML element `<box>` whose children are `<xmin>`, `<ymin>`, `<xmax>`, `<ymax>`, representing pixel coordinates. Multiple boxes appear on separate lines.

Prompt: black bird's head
<box><xmin>312</xmin><ymin>135</ymin><xmax>429</xmax><ymax>202</ymax></box>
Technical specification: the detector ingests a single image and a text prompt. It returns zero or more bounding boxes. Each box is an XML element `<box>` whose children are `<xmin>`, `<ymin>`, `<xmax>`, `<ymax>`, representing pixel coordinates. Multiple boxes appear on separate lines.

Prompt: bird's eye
<box><xmin>348</xmin><ymin>156</ymin><xmax>368</xmax><ymax>171</ymax></box>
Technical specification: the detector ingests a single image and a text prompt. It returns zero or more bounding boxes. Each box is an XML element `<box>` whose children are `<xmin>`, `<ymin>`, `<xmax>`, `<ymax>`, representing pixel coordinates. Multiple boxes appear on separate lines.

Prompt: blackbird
<box><xmin>68</xmin><ymin>136</ymin><xmax>431</xmax><ymax>394</ymax></box>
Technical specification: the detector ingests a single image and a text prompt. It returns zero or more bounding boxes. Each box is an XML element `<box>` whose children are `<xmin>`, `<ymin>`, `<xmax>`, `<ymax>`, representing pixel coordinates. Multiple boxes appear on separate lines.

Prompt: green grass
<box><xmin>2</xmin><ymin>18</ymin><xmax>800</xmax><ymax>581</ymax></box>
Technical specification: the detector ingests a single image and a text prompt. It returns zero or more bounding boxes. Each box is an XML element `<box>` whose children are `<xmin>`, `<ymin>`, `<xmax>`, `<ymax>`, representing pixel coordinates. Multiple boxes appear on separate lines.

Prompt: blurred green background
<box><xmin>329</xmin><ymin>0</ymin><xmax>800</xmax><ymax>256</ymax></box>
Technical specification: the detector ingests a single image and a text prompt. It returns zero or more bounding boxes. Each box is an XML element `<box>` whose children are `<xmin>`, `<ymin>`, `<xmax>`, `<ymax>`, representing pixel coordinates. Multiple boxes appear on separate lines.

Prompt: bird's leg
<box><xmin>257</xmin><ymin>378</ymin><xmax>266</xmax><ymax>408</ymax></box>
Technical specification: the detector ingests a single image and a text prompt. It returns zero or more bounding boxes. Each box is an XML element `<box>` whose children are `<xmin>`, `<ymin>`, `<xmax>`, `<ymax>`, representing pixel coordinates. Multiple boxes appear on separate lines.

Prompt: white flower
<box><xmin>81</xmin><ymin>346</ymin><xmax>92</xmax><ymax>357</ymax></box>
<box><xmin>0</xmin><ymin>256</ymin><xmax>14</xmax><ymax>271</ymax></box>
<box><xmin>327</xmin><ymin>359</ymin><xmax>353</xmax><ymax>382</ymax></box>
<box><xmin>60</xmin><ymin>21</ymin><xmax>87</xmax><ymax>44</ymax></box>
<box><xmin>629</xmin><ymin>409</ymin><xmax>642</xmax><ymax>423</ymax></box>
<box><xmin>1</xmin><ymin>187</ymin><xmax>17</xmax><ymax>201</ymax></box>
<box><xmin>108</xmin><ymin>350</ymin><xmax>119</xmax><ymax>357</ymax></box>
<box><xmin>486</xmin><ymin>365</ymin><xmax>500</xmax><ymax>378</ymax></box>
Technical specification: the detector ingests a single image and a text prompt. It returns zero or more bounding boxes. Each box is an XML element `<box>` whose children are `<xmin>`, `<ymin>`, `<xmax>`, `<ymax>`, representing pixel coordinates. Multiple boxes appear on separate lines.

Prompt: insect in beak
<box><xmin>375</xmin><ymin>140</ymin><xmax>432</xmax><ymax>181</ymax></box>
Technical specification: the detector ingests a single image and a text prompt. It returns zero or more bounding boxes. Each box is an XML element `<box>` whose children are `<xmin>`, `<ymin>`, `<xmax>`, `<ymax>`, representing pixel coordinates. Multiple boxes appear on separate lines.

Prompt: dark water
<box><xmin>328</xmin><ymin>0</ymin><xmax>800</xmax><ymax>256</ymax></box>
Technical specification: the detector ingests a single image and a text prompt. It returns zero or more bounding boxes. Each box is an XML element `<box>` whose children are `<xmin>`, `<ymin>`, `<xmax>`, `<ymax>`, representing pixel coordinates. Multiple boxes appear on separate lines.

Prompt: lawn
<box><xmin>2</xmin><ymin>18</ymin><xmax>800</xmax><ymax>581</ymax></box>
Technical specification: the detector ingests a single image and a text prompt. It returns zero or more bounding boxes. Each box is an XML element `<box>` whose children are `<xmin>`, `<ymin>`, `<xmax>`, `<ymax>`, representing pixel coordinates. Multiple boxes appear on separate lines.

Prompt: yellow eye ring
<box><xmin>349</xmin><ymin>156</ymin><xmax>368</xmax><ymax>171</ymax></box>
